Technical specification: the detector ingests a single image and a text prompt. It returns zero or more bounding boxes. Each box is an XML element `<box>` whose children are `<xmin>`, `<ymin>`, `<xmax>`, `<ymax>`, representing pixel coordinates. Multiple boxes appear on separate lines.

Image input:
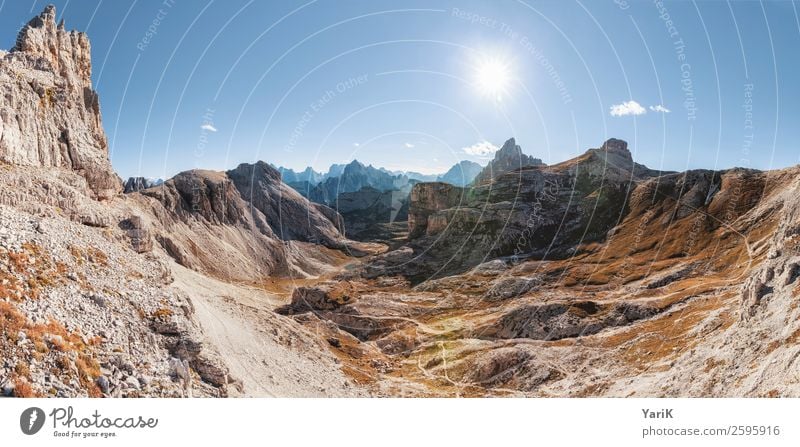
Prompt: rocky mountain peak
<box><xmin>437</xmin><ymin>160</ymin><xmax>483</xmax><ymax>187</ymax></box>
<box><xmin>473</xmin><ymin>138</ymin><xmax>545</xmax><ymax>185</ymax></box>
<box><xmin>344</xmin><ymin>159</ymin><xmax>366</xmax><ymax>172</ymax></box>
<box><xmin>601</xmin><ymin>137</ymin><xmax>628</xmax><ymax>153</ymax></box>
<box><xmin>496</xmin><ymin>137</ymin><xmax>519</xmax><ymax>155</ymax></box>
<box><xmin>0</xmin><ymin>5</ymin><xmax>121</xmax><ymax>200</ymax></box>
<box><xmin>580</xmin><ymin>138</ymin><xmax>640</xmax><ymax>176</ymax></box>
<box><xmin>13</xmin><ymin>4</ymin><xmax>93</xmax><ymax>88</ymax></box>
<box><xmin>597</xmin><ymin>138</ymin><xmax>632</xmax><ymax>161</ymax></box>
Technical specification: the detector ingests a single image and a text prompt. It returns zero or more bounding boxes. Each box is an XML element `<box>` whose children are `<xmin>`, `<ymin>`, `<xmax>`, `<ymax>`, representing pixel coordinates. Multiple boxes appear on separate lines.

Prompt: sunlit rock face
<box><xmin>0</xmin><ymin>5</ymin><xmax>121</xmax><ymax>200</ymax></box>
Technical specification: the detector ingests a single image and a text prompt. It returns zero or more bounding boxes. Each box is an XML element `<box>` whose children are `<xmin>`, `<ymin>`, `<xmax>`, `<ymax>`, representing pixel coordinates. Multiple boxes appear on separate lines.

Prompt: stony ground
<box><xmin>171</xmin><ymin>264</ymin><xmax>367</xmax><ymax>397</ymax></box>
<box><xmin>0</xmin><ymin>188</ymin><xmax>373</xmax><ymax>398</ymax></box>
<box><xmin>277</xmin><ymin>166</ymin><xmax>800</xmax><ymax>397</ymax></box>
<box><xmin>3</xmin><ymin>162</ymin><xmax>799</xmax><ymax>398</ymax></box>
<box><xmin>0</xmin><ymin>204</ymin><xmax>221</xmax><ymax>397</ymax></box>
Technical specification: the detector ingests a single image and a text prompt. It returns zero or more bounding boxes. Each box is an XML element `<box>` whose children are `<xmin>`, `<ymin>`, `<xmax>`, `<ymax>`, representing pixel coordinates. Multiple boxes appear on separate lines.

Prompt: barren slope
<box><xmin>278</xmin><ymin>147</ymin><xmax>800</xmax><ymax>397</ymax></box>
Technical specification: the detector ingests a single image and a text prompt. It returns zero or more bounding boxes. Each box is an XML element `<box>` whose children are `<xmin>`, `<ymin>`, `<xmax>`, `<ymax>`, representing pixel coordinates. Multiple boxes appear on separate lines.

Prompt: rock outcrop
<box><xmin>0</xmin><ymin>5</ymin><xmax>121</xmax><ymax>200</ymax></box>
<box><xmin>472</xmin><ymin>138</ymin><xmax>545</xmax><ymax>185</ymax></box>
<box><xmin>407</xmin><ymin>182</ymin><xmax>466</xmax><ymax>238</ymax></box>
<box><xmin>227</xmin><ymin>161</ymin><xmax>345</xmax><ymax>247</ymax></box>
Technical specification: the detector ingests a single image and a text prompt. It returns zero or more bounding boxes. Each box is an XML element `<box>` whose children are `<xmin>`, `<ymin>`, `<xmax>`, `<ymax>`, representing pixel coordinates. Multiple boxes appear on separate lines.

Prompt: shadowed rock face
<box><xmin>227</xmin><ymin>161</ymin><xmax>344</xmax><ymax>248</ymax></box>
<box><xmin>372</xmin><ymin>139</ymin><xmax>669</xmax><ymax>281</ymax></box>
<box><xmin>0</xmin><ymin>5</ymin><xmax>121</xmax><ymax>200</ymax></box>
<box><xmin>437</xmin><ymin>160</ymin><xmax>483</xmax><ymax>187</ymax></box>
<box><xmin>472</xmin><ymin>138</ymin><xmax>545</xmax><ymax>186</ymax></box>
<box><xmin>135</xmin><ymin>162</ymin><xmax>352</xmax><ymax>279</ymax></box>
<box><xmin>407</xmin><ymin>182</ymin><xmax>466</xmax><ymax>239</ymax></box>
<box><xmin>332</xmin><ymin>185</ymin><xmax>412</xmax><ymax>241</ymax></box>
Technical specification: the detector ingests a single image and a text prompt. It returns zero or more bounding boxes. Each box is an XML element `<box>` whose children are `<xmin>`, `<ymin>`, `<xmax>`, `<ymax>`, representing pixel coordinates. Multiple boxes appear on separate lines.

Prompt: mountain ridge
<box><xmin>2</xmin><ymin>5</ymin><xmax>799</xmax><ymax>400</ymax></box>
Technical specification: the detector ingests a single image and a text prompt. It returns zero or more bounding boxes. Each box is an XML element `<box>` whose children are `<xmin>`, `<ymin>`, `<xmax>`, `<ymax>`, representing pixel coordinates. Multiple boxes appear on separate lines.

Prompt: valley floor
<box><xmin>171</xmin><ymin>264</ymin><xmax>367</xmax><ymax>397</ymax></box>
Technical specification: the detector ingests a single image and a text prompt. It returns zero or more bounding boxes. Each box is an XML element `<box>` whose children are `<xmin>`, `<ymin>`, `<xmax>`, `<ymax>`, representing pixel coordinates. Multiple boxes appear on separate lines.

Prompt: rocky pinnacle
<box><xmin>0</xmin><ymin>4</ymin><xmax>121</xmax><ymax>200</ymax></box>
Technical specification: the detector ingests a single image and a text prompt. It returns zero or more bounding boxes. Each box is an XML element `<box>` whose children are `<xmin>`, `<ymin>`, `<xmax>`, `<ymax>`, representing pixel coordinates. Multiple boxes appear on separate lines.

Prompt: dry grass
<box><xmin>1</xmin><ymin>243</ymin><xmax>67</xmax><ymax>300</ymax></box>
<box><xmin>1</xmin><ymin>297</ymin><xmax>102</xmax><ymax>397</ymax></box>
<box><xmin>151</xmin><ymin>307</ymin><xmax>173</xmax><ymax>319</ymax></box>
<box><xmin>11</xmin><ymin>377</ymin><xmax>38</xmax><ymax>397</ymax></box>
<box><xmin>76</xmin><ymin>355</ymin><xmax>102</xmax><ymax>397</ymax></box>
<box><xmin>86</xmin><ymin>247</ymin><xmax>108</xmax><ymax>267</ymax></box>
<box><xmin>68</xmin><ymin>245</ymin><xmax>109</xmax><ymax>268</ymax></box>
<box><xmin>68</xmin><ymin>245</ymin><xmax>84</xmax><ymax>264</ymax></box>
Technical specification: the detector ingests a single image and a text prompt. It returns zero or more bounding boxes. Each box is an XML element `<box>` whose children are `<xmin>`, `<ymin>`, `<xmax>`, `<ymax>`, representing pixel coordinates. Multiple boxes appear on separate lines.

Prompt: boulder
<box><xmin>281</xmin><ymin>282</ymin><xmax>358</xmax><ymax>313</ymax></box>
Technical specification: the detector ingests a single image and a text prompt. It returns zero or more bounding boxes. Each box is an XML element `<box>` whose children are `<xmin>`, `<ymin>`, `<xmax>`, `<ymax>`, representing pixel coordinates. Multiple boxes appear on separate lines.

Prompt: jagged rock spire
<box><xmin>13</xmin><ymin>4</ymin><xmax>93</xmax><ymax>88</ymax></box>
<box><xmin>0</xmin><ymin>5</ymin><xmax>121</xmax><ymax>200</ymax></box>
<box><xmin>473</xmin><ymin>138</ymin><xmax>545</xmax><ymax>185</ymax></box>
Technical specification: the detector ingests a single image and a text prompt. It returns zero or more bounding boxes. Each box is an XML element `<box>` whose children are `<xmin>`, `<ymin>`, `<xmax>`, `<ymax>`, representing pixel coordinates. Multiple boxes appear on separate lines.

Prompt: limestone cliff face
<box><xmin>0</xmin><ymin>5</ymin><xmax>121</xmax><ymax>200</ymax></box>
<box><xmin>407</xmin><ymin>182</ymin><xmax>466</xmax><ymax>239</ymax></box>
<box><xmin>332</xmin><ymin>185</ymin><xmax>411</xmax><ymax>240</ymax></box>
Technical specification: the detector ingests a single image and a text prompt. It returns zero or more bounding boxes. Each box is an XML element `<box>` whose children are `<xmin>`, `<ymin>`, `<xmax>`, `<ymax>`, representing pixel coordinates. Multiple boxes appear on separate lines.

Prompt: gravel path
<box><xmin>171</xmin><ymin>264</ymin><xmax>366</xmax><ymax>397</ymax></box>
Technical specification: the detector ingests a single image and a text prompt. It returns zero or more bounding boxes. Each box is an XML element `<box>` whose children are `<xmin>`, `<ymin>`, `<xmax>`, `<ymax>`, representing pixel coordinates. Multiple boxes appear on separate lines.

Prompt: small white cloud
<box><xmin>610</xmin><ymin>100</ymin><xmax>646</xmax><ymax>117</ymax></box>
<box><xmin>649</xmin><ymin>104</ymin><xmax>671</xmax><ymax>113</ymax></box>
<box><xmin>404</xmin><ymin>142</ymin><xmax>415</xmax><ymax>148</ymax></box>
<box><xmin>463</xmin><ymin>140</ymin><xmax>499</xmax><ymax>157</ymax></box>
<box><xmin>353</xmin><ymin>142</ymin><xmax>360</xmax><ymax>147</ymax></box>
<box><xmin>200</xmin><ymin>123</ymin><xmax>218</xmax><ymax>132</ymax></box>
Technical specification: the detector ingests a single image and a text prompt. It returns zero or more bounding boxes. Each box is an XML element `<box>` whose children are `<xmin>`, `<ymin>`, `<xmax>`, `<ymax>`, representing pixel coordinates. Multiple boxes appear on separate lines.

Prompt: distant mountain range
<box><xmin>273</xmin><ymin>138</ymin><xmax>548</xmax><ymax>197</ymax></box>
<box><xmin>274</xmin><ymin>159</ymin><xmax>486</xmax><ymax>201</ymax></box>
<box><xmin>120</xmin><ymin>140</ymin><xmax>545</xmax><ymax>241</ymax></box>
<box><xmin>123</xmin><ymin>177</ymin><xmax>164</xmax><ymax>193</ymax></box>
<box><xmin>275</xmin><ymin>166</ymin><xmax>325</xmax><ymax>184</ymax></box>
<box><xmin>257</xmin><ymin>142</ymin><xmax>544</xmax><ymax>240</ymax></box>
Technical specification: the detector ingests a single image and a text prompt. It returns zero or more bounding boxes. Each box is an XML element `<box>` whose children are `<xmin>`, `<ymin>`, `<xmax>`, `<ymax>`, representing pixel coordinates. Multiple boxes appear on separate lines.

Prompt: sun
<box><xmin>474</xmin><ymin>57</ymin><xmax>513</xmax><ymax>101</ymax></box>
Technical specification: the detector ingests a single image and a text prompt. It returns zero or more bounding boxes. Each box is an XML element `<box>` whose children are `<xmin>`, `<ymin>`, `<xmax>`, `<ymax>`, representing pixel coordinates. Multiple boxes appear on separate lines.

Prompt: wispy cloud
<box><xmin>610</xmin><ymin>100</ymin><xmax>646</xmax><ymax>117</ymax></box>
<box><xmin>649</xmin><ymin>104</ymin><xmax>671</xmax><ymax>113</ymax></box>
<box><xmin>463</xmin><ymin>140</ymin><xmax>499</xmax><ymax>157</ymax></box>
<box><xmin>404</xmin><ymin>142</ymin><xmax>415</xmax><ymax>148</ymax></box>
<box><xmin>353</xmin><ymin>142</ymin><xmax>360</xmax><ymax>147</ymax></box>
<box><xmin>200</xmin><ymin>123</ymin><xmax>218</xmax><ymax>132</ymax></box>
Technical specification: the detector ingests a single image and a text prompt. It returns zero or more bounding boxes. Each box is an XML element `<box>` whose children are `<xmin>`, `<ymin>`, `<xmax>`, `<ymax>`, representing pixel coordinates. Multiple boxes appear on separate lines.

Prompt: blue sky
<box><xmin>1</xmin><ymin>0</ymin><xmax>798</xmax><ymax>178</ymax></box>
